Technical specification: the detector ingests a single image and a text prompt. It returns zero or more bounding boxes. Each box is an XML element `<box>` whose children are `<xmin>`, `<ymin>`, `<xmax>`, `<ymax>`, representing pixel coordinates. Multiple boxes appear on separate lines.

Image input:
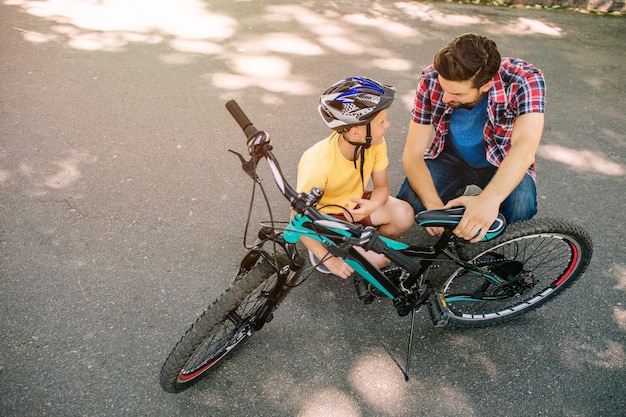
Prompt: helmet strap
<box><xmin>342</xmin><ymin>123</ymin><xmax>372</xmax><ymax>188</ymax></box>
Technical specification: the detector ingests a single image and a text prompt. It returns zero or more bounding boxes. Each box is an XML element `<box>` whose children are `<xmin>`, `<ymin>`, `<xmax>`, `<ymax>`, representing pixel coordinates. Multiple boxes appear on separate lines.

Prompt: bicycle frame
<box><xmin>225</xmin><ymin>99</ymin><xmax>500</xmax><ymax>318</ymax></box>
<box><xmin>283</xmin><ymin>212</ymin><xmax>447</xmax><ymax>301</ymax></box>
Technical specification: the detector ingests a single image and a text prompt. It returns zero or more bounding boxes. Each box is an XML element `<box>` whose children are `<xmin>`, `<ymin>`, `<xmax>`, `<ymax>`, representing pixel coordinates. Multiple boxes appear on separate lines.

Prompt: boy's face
<box><xmin>348</xmin><ymin>109</ymin><xmax>390</xmax><ymax>145</ymax></box>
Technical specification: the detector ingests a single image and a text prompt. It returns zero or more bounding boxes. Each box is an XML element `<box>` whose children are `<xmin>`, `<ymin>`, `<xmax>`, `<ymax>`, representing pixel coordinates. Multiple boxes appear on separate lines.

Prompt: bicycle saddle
<box><xmin>416</xmin><ymin>207</ymin><xmax>506</xmax><ymax>241</ymax></box>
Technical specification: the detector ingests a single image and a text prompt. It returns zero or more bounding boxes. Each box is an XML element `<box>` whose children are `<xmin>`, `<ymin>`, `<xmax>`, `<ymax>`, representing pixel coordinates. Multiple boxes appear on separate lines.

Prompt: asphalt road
<box><xmin>1</xmin><ymin>1</ymin><xmax>625</xmax><ymax>416</ymax></box>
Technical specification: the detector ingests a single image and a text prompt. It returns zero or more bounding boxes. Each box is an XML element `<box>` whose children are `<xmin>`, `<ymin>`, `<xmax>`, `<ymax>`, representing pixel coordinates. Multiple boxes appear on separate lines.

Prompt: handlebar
<box><xmin>225</xmin><ymin>100</ymin><xmax>340</xmax><ymax>225</ymax></box>
<box><xmin>225</xmin><ymin>100</ymin><xmax>263</xmax><ymax>143</ymax></box>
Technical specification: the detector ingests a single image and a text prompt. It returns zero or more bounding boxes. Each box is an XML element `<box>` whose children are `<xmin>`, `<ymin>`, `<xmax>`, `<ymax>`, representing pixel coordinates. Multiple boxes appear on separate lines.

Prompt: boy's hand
<box><xmin>346</xmin><ymin>197</ymin><xmax>376</xmax><ymax>222</ymax></box>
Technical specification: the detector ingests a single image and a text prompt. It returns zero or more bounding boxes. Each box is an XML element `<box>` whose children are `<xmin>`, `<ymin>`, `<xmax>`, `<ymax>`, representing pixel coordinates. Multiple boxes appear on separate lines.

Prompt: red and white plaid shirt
<box><xmin>412</xmin><ymin>58</ymin><xmax>546</xmax><ymax>180</ymax></box>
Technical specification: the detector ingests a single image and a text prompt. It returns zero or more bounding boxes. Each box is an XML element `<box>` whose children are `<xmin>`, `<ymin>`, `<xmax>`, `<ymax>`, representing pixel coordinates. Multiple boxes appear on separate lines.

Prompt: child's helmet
<box><xmin>318</xmin><ymin>77</ymin><xmax>395</xmax><ymax>130</ymax></box>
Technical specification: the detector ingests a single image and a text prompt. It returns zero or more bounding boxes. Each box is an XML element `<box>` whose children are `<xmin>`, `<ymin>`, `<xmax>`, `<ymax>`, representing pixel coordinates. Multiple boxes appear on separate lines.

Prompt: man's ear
<box><xmin>480</xmin><ymin>80</ymin><xmax>494</xmax><ymax>93</ymax></box>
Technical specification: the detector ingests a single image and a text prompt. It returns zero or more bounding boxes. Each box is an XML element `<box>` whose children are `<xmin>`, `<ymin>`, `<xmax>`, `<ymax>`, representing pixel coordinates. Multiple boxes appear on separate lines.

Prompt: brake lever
<box><xmin>228</xmin><ymin>149</ymin><xmax>259</xmax><ymax>180</ymax></box>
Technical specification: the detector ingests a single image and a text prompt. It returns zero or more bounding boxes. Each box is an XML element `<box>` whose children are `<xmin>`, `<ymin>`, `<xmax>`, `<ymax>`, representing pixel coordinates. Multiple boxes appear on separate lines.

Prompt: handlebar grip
<box><xmin>225</xmin><ymin>100</ymin><xmax>260</xmax><ymax>141</ymax></box>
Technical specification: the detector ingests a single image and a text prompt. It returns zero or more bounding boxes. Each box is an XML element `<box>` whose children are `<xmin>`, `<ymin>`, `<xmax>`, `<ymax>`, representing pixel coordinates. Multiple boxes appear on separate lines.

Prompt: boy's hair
<box><xmin>433</xmin><ymin>33</ymin><xmax>501</xmax><ymax>88</ymax></box>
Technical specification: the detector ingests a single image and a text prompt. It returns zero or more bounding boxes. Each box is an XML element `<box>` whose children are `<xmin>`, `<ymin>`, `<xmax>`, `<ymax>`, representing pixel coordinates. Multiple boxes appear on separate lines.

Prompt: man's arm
<box><xmin>402</xmin><ymin>121</ymin><xmax>442</xmax><ymax>210</ymax></box>
<box><xmin>401</xmin><ymin>121</ymin><xmax>448</xmax><ymax>236</ymax></box>
<box><xmin>446</xmin><ymin>112</ymin><xmax>544</xmax><ymax>242</ymax></box>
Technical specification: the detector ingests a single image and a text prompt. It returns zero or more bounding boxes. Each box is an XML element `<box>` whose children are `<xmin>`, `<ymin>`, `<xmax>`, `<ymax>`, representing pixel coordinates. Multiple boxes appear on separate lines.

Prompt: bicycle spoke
<box><xmin>440</xmin><ymin>222</ymin><xmax>592</xmax><ymax>327</ymax></box>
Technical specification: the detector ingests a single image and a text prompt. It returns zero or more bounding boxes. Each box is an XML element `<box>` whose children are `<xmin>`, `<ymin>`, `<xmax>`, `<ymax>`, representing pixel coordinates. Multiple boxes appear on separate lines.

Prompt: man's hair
<box><xmin>433</xmin><ymin>33</ymin><xmax>501</xmax><ymax>88</ymax></box>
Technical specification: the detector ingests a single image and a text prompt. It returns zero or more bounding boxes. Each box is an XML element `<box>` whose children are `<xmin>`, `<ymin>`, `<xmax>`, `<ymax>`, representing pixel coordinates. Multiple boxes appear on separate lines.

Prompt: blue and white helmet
<box><xmin>318</xmin><ymin>77</ymin><xmax>395</xmax><ymax>130</ymax></box>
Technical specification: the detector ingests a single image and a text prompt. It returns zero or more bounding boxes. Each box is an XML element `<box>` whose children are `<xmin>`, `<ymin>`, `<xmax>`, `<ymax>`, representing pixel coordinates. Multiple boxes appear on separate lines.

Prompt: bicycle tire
<box><xmin>159</xmin><ymin>253</ymin><xmax>288</xmax><ymax>393</ymax></box>
<box><xmin>441</xmin><ymin>218</ymin><xmax>592</xmax><ymax>327</ymax></box>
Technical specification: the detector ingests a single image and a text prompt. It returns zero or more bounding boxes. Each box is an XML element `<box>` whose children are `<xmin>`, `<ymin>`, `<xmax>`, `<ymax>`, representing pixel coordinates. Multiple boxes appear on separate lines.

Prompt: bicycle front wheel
<box><xmin>442</xmin><ymin>218</ymin><xmax>592</xmax><ymax>327</ymax></box>
<box><xmin>159</xmin><ymin>253</ymin><xmax>288</xmax><ymax>393</ymax></box>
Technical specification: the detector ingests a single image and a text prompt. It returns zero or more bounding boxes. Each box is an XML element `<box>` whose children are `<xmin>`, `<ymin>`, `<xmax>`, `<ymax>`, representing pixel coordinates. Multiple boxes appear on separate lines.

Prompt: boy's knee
<box><xmin>398</xmin><ymin>200</ymin><xmax>415</xmax><ymax>229</ymax></box>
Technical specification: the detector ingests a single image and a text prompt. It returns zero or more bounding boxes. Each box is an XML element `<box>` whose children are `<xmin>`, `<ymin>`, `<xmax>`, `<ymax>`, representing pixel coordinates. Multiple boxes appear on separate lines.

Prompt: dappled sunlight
<box><xmin>319</xmin><ymin>36</ymin><xmax>366</xmax><ymax>55</ymax></box>
<box><xmin>538</xmin><ymin>144</ymin><xmax>625</xmax><ymax>176</ymax></box>
<box><xmin>501</xmin><ymin>17</ymin><xmax>563</xmax><ymax>36</ymax></box>
<box><xmin>45</xmin><ymin>150</ymin><xmax>95</xmax><ymax>190</ymax></box>
<box><xmin>437</xmin><ymin>387</ymin><xmax>478</xmax><ymax>417</ymax></box>
<box><xmin>561</xmin><ymin>339</ymin><xmax>626</xmax><ymax>370</ymax></box>
<box><xmin>8</xmin><ymin>0</ymin><xmax>236</xmax><ymax>51</ymax></box>
<box><xmin>298</xmin><ymin>388</ymin><xmax>361</xmax><ymax>417</ymax></box>
<box><xmin>348</xmin><ymin>349</ymin><xmax>408</xmax><ymax>414</ymax></box>
<box><xmin>373</xmin><ymin>58</ymin><xmax>413</xmax><ymax>72</ymax></box>
<box><xmin>168</xmin><ymin>39</ymin><xmax>223</xmax><ymax>55</ymax></box>
<box><xmin>448</xmin><ymin>334</ymin><xmax>499</xmax><ymax>379</ymax></box>
<box><xmin>250</xmin><ymin>33</ymin><xmax>324</xmax><ymax>56</ymax></box>
<box><xmin>614</xmin><ymin>307</ymin><xmax>626</xmax><ymax>331</ymax></box>
<box><xmin>344</xmin><ymin>13</ymin><xmax>419</xmax><ymax>38</ymax></box>
<box><xmin>6</xmin><ymin>0</ymin><xmax>568</xmax><ymax>98</ymax></box>
<box><xmin>400</xmin><ymin>90</ymin><xmax>418</xmax><ymax>111</ymax></box>
<box><xmin>210</xmin><ymin>55</ymin><xmax>314</xmax><ymax>94</ymax></box>
<box><xmin>396</xmin><ymin>2</ymin><xmax>488</xmax><ymax>27</ymax></box>
<box><xmin>613</xmin><ymin>264</ymin><xmax>626</xmax><ymax>291</ymax></box>
<box><xmin>1</xmin><ymin>149</ymin><xmax>95</xmax><ymax>196</ymax></box>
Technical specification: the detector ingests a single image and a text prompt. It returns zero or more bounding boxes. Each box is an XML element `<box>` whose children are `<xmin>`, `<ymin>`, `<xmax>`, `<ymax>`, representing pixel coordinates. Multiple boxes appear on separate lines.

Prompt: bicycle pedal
<box><xmin>427</xmin><ymin>292</ymin><xmax>451</xmax><ymax>327</ymax></box>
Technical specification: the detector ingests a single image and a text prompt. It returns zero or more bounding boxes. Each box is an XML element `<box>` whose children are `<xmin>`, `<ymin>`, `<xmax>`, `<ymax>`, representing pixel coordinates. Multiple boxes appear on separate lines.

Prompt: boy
<box><xmin>297</xmin><ymin>77</ymin><xmax>414</xmax><ymax>299</ymax></box>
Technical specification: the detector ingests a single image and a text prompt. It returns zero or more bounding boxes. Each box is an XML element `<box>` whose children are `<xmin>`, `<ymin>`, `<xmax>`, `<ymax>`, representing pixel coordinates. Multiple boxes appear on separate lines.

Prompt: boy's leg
<box><xmin>370</xmin><ymin>196</ymin><xmax>414</xmax><ymax>239</ymax></box>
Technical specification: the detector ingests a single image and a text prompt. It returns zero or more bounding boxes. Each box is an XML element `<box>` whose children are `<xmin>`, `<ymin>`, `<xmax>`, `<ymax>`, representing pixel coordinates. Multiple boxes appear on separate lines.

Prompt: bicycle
<box><xmin>159</xmin><ymin>100</ymin><xmax>593</xmax><ymax>393</ymax></box>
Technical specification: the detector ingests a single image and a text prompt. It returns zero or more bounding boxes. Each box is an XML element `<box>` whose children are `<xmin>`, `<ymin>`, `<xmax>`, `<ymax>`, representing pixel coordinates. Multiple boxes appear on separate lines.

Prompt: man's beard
<box><xmin>449</xmin><ymin>92</ymin><xmax>485</xmax><ymax>110</ymax></box>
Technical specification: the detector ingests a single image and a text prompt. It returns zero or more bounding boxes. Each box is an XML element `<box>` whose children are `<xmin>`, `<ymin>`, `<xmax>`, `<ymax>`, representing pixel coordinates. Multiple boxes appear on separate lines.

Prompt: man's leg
<box><xmin>473</xmin><ymin>166</ymin><xmax>537</xmax><ymax>224</ymax></box>
<box><xmin>499</xmin><ymin>174</ymin><xmax>537</xmax><ymax>223</ymax></box>
<box><xmin>397</xmin><ymin>151</ymin><xmax>471</xmax><ymax>214</ymax></box>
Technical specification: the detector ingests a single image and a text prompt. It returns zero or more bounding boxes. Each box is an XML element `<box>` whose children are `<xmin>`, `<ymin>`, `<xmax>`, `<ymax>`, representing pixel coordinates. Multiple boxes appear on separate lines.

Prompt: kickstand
<box><xmin>403</xmin><ymin>308</ymin><xmax>417</xmax><ymax>381</ymax></box>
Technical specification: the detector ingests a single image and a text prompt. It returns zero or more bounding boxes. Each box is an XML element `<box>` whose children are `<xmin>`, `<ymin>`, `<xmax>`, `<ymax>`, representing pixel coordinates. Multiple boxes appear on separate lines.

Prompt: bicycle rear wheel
<box><xmin>442</xmin><ymin>218</ymin><xmax>592</xmax><ymax>327</ymax></box>
<box><xmin>160</xmin><ymin>253</ymin><xmax>288</xmax><ymax>393</ymax></box>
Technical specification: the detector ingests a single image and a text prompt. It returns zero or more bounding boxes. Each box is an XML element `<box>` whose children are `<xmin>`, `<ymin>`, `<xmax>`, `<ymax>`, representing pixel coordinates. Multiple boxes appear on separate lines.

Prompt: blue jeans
<box><xmin>396</xmin><ymin>150</ymin><xmax>537</xmax><ymax>224</ymax></box>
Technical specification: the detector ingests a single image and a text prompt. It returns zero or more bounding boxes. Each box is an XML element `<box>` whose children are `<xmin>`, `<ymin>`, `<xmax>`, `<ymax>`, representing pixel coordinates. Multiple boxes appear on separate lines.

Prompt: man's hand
<box><xmin>444</xmin><ymin>195</ymin><xmax>499</xmax><ymax>243</ymax></box>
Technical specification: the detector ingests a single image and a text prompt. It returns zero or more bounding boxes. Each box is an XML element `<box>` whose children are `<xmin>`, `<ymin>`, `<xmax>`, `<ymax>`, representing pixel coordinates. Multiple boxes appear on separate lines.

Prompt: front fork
<box><xmin>240</xmin><ymin>226</ymin><xmax>305</xmax><ymax>331</ymax></box>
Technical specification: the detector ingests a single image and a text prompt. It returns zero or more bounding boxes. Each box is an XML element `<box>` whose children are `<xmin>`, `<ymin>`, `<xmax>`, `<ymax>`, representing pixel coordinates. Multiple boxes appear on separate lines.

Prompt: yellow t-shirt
<box><xmin>297</xmin><ymin>131</ymin><xmax>389</xmax><ymax>215</ymax></box>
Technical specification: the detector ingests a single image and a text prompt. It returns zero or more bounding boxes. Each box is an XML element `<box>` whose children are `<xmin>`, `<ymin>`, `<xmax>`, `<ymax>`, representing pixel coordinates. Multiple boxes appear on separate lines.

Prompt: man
<box><xmin>397</xmin><ymin>33</ymin><xmax>545</xmax><ymax>242</ymax></box>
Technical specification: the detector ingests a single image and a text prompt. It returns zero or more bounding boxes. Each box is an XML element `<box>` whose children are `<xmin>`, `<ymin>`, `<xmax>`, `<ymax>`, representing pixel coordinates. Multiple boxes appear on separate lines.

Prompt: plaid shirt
<box><xmin>412</xmin><ymin>58</ymin><xmax>546</xmax><ymax>180</ymax></box>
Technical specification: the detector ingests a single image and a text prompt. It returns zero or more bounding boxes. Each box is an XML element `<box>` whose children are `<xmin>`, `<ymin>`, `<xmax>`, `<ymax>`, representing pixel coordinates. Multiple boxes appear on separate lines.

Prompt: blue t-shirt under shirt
<box><xmin>448</xmin><ymin>93</ymin><xmax>492</xmax><ymax>168</ymax></box>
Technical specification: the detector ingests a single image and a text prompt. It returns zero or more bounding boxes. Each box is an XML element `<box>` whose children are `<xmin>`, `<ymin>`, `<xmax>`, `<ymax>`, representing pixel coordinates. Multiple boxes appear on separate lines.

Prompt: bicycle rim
<box><xmin>443</xmin><ymin>229</ymin><xmax>589</xmax><ymax>326</ymax></box>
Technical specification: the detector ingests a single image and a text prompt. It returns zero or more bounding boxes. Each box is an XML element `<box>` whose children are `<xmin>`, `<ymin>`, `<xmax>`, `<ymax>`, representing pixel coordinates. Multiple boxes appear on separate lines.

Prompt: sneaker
<box><xmin>353</xmin><ymin>274</ymin><xmax>375</xmax><ymax>304</ymax></box>
<box><xmin>308</xmin><ymin>250</ymin><xmax>331</xmax><ymax>274</ymax></box>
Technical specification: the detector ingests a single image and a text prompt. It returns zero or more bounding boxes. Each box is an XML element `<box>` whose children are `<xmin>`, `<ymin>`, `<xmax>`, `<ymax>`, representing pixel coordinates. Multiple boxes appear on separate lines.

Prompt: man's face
<box><xmin>438</xmin><ymin>76</ymin><xmax>489</xmax><ymax>110</ymax></box>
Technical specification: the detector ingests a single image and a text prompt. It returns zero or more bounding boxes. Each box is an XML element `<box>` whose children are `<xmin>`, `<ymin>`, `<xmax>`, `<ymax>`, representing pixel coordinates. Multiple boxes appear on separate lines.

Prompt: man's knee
<box><xmin>396</xmin><ymin>178</ymin><xmax>425</xmax><ymax>215</ymax></box>
<box><xmin>501</xmin><ymin>176</ymin><xmax>537</xmax><ymax>223</ymax></box>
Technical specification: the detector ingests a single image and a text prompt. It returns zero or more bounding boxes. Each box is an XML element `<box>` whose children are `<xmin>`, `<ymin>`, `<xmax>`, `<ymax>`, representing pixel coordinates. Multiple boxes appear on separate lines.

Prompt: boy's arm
<box><xmin>348</xmin><ymin>169</ymin><xmax>389</xmax><ymax>222</ymax></box>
